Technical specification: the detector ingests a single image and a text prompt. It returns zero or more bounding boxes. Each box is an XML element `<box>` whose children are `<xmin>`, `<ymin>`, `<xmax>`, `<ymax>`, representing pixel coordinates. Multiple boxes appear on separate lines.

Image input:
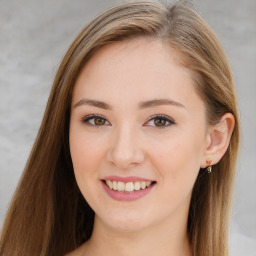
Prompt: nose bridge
<box><xmin>107</xmin><ymin>121</ymin><xmax>144</xmax><ymax>169</ymax></box>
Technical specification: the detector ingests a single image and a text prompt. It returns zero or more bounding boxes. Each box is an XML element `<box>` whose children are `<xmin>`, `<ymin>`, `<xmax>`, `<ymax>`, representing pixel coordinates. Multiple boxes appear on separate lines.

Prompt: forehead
<box><xmin>80</xmin><ymin>38</ymin><xmax>186</xmax><ymax>79</ymax></box>
<box><xmin>72</xmin><ymin>38</ymin><xmax>202</xmax><ymax>110</ymax></box>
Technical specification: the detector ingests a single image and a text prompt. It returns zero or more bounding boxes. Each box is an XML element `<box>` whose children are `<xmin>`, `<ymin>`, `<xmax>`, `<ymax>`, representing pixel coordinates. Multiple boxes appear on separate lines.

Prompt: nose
<box><xmin>106</xmin><ymin>125</ymin><xmax>145</xmax><ymax>169</ymax></box>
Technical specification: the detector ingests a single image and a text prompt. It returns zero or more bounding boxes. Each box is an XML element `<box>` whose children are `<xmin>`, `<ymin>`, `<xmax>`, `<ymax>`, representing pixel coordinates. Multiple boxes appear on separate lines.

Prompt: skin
<box><xmin>68</xmin><ymin>38</ymin><xmax>235</xmax><ymax>256</ymax></box>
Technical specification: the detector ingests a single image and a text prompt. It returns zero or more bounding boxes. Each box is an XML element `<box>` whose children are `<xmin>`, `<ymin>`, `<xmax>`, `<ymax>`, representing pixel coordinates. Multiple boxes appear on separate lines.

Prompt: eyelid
<box><xmin>82</xmin><ymin>114</ymin><xmax>110</xmax><ymax>126</ymax></box>
<box><xmin>144</xmin><ymin>114</ymin><xmax>175</xmax><ymax>128</ymax></box>
<box><xmin>81</xmin><ymin>114</ymin><xmax>175</xmax><ymax>128</ymax></box>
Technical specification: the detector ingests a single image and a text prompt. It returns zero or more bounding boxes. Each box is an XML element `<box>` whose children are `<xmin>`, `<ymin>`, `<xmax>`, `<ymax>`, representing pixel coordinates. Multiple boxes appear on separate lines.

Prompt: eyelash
<box><xmin>145</xmin><ymin>114</ymin><xmax>175</xmax><ymax>128</ymax></box>
<box><xmin>82</xmin><ymin>114</ymin><xmax>110</xmax><ymax>127</ymax></box>
<box><xmin>82</xmin><ymin>114</ymin><xmax>175</xmax><ymax>128</ymax></box>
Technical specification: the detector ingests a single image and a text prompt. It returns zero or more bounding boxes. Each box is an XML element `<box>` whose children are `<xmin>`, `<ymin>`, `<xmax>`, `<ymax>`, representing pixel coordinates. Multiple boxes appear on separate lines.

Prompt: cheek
<box><xmin>69</xmin><ymin>128</ymin><xmax>109</xmax><ymax>210</ymax></box>
<box><xmin>151</xmin><ymin>133</ymin><xmax>202</xmax><ymax>171</ymax></box>
<box><xmin>149</xmin><ymin>131</ymin><xmax>204</xmax><ymax>193</ymax></box>
<box><xmin>69</xmin><ymin>126</ymin><xmax>106</xmax><ymax>188</ymax></box>
<box><xmin>149</xmin><ymin>143</ymin><xmax>199</xmax><ymax>215</ymax></box>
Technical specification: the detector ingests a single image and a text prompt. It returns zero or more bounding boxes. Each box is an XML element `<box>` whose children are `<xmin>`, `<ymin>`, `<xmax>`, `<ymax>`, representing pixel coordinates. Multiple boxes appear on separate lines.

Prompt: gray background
<box><xmin>0</xmin><ymin>0</ymin><xmax>255</xmax><ymax>254</ymax></box>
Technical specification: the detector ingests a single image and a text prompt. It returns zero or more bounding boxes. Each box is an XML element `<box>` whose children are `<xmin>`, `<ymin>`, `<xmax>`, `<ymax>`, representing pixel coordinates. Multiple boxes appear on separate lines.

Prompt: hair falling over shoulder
<box><xmin>0</xmin><ymin>1</ymin><xmax>239</xmax><ymax>255</ymax></box>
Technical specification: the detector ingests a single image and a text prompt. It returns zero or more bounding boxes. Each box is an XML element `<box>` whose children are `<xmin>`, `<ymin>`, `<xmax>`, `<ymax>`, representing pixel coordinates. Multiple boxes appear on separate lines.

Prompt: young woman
<box><xmin>0</xmin><ymin>1</ymin><xmax>239</xmax><ymax>256</ymax></box>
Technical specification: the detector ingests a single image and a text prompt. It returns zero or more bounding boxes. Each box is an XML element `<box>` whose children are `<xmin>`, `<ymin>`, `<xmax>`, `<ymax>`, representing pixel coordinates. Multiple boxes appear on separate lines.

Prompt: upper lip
<box><xmin>102</xmin><ymin>175</ymin><xmax>155</xmax><ymax>183</ymax></box>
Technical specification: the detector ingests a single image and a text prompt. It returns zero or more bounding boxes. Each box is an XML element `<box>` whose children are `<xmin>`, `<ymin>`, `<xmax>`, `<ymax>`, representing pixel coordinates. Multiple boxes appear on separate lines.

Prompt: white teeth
<box><xmin>125</xmin><ymin>182</ymin><xmax>134</xmax><ymax>192</ymax></box>
<box><xmin>105</xmin><ymin>180</ymin><xmax>153</xmax><ymax>192</ymax></box>
<box><xmin>106</xmin><ymin>180</ymin><xmax>113</xmax><ymax>189</ymax></box>
<box><xmin>113</xmin><ymin>180</ymin><xmax>118</xmax><ymax>190</ymax></box>
<box><xmin>141</xmin><ymin>181</ymin><xmax>146</xmax><ymax>189</ymax></box>
<box><xmin>117</xmin><ymin>181</ymin><xmax>125</xmax><ymax>192</ymax></box>
<box><xmin>134</xmin><ymin>181</ymin><xmax>141</xmax><ymax>191</ymax></box>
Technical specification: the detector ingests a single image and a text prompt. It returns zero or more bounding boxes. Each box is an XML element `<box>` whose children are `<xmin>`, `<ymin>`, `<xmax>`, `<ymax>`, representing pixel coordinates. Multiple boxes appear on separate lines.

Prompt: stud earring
<box><xmin>206</xmin><ymin>158</ymin><xmax>213</xmax><ymax>173</ymax></box>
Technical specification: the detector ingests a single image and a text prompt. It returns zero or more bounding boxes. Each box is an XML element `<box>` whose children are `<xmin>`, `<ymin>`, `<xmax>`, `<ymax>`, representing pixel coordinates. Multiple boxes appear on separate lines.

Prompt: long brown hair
<box><xmin>0</xmin><ymin>1</ymin><xmax>239</xmax><ymax>255</ymax></box>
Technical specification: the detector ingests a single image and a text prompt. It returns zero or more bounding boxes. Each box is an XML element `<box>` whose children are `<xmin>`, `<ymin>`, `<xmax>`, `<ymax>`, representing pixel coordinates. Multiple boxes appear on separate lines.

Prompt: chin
<box><xmin>96</xmin><ymin>210</ymin><xmax>151</xmax><ymax>232</ymax></box>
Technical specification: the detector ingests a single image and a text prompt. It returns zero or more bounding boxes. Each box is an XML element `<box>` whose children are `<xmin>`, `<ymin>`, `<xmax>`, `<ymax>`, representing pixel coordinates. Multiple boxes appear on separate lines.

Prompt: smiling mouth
<box><xmin>103</xmin><ymin>180</ymin><xmax>156</xmax><ymax>193</ymax></box>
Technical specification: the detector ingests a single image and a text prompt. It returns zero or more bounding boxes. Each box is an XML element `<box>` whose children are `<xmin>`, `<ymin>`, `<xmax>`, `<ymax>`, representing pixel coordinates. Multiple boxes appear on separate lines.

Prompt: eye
<box><xmin>145</xmin><ymin>114</ymin><xmax>175</xmax><ymax>128</ymax></box>
<box><xmin>82</xmin><ymin>114</ymin><xmax>110</xmax><ymax>126</ymax></box>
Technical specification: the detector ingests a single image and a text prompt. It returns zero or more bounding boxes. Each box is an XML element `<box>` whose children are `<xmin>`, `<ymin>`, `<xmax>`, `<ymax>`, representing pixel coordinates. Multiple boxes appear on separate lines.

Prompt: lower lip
<box><xmin>102</xmin><ymin>181</ymin><xmax>156</xmax><ymax>201</ymax></box>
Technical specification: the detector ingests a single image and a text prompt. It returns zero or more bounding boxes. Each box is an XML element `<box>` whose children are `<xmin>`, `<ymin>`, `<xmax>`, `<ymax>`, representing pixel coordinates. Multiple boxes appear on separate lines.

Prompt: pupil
<box><xmin>155</xmin><ymin>118</ymin><xmax>165</xmax><ymax>126</ymax></box>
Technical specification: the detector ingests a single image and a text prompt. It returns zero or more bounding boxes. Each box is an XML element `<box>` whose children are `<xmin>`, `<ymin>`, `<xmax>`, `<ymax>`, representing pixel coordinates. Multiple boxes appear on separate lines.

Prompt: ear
<box><xmin>200</xmin><ymin>113</ymin><xmax>235</xmax><ymax>168</ymax></box>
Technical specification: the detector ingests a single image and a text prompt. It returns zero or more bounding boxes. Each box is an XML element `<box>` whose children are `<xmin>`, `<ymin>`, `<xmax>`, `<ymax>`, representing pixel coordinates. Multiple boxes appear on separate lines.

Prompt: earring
<box><xmin>206</xmin><ymin>165</ymin><xmax>212</xmax><ymax>173</ymax></box>
<box><xmin>206</xmin><ymin>158</ymin><xmax>213</xmax><ymax>173</ymax></box>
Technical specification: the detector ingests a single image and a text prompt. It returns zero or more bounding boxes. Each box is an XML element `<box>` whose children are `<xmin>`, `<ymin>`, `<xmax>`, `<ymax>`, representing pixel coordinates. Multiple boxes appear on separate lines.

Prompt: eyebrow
<box><xmin>73</xmin><ymin>99</ymin><xmax>112</xmax><ymax>110</ymax></box>
<box><xmin>139</xmin><ymin>99</ymin><xmax>185</xmax><ymax>109</ymax></box>
<box><xmin>73</xmin><ymin>98</ymin><xmax>185</xmax><ymax>110</ymax></box>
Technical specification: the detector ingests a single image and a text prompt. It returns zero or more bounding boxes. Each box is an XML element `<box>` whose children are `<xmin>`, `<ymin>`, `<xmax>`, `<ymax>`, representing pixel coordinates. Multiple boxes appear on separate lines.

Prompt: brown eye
<box><xmin>145</xmin><ymin>115</ymin><xmax>175</xmax><ymax>128</ymax></box>
<box><xmin>83</xmin><ymin>115</ymin><xmax>110</xmax><ymax>126</ymax></box>
<box><xmin>154</xmin><ymin>118</ymin><xmax>167</xmax><ymax>126</ymax></box>
<box><xmin>94</xmin><ymin>117</ymin><xmax>106</xmax><ymax>125</ymax></box>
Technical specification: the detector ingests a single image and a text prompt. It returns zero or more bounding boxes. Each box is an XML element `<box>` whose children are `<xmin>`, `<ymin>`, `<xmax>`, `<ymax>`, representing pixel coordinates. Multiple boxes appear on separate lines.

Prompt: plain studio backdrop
<box><xmin>0</xmin><ymin>0</ymin><xmax>255</xmax><ymax>254</ymax></box>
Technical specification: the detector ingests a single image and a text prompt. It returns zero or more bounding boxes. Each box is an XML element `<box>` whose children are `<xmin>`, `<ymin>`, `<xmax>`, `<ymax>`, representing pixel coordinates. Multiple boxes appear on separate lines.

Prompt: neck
<box><xmin>82</xmin><ymin>215</ymin><xmax>192</xmax><ymax>256</ymax></box>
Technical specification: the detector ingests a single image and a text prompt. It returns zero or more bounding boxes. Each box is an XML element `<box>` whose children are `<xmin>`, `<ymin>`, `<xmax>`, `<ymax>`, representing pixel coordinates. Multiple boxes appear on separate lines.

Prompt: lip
<box><xmin>102</xmin><ymin>175</ymin><xmax>154</xmax><ymax>183</ymax></box>
<box><xmin>101</xmin><ymin>176</ymin><xmax>156</xmax><ymax>201</ymax></box>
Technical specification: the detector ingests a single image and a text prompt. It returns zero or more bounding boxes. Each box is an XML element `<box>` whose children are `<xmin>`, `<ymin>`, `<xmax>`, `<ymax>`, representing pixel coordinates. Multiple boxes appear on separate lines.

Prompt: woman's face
<box><xmin>69</xmin><ymin>38</ymin><xmax>210</xmax><ymax>232</ymax></box>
